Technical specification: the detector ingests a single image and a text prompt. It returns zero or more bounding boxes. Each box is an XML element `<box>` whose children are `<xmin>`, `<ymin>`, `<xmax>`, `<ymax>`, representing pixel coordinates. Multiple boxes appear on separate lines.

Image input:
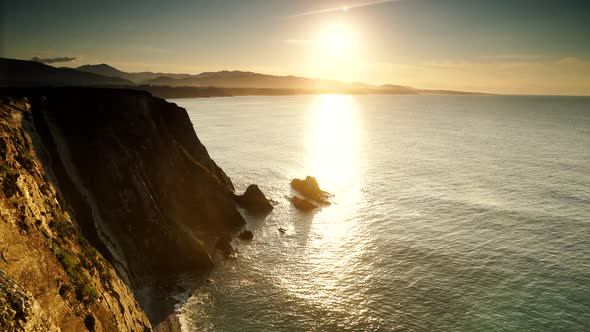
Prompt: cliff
<box><xmin>0</xmin><ymin>88</ymin><xmax>247</xmax><ymax>330</ymax></box>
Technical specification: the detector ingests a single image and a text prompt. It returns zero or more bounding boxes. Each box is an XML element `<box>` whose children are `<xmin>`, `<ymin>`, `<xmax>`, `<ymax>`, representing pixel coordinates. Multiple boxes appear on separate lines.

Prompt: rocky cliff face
<box><xmin>0</xmin><ymin>94</ymin><xmax>151</xmax><ymax>331</ymax></box>
<box><xmin>0</xmin><ymin>88</ymin><xmax>247</xmax><ymax>330</ymax></box>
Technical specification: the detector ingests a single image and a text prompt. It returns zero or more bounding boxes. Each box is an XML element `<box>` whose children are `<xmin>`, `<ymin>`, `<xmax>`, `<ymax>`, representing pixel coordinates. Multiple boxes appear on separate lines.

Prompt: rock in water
<box><xmin>215</xmin><ymin>234</ymin><xmax>236</xmax><ymax>258</ymax></box>
<box><xmin>238</xmin><ymin>230</ymin><xmax>254</xmax><ymax>240</ymax></box>
<box><xmin>289</xmin><ymin>196</ymin><xmax>317</xmax><ymax>212</ymax></box>
<box><xmin>235</xmin><ymin>184</ymin><xmax>273</xmax><ymax>214</ymax></box>
<box><xmin>290</xmin><ymin>176</ymin><xmax>331</xmax><ymax>205</ymax></box>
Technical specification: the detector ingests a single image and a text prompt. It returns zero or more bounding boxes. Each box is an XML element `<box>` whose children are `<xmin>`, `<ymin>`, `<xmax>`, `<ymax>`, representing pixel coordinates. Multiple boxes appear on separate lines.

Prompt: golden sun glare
<box><xmin>306</xmin><ymin>94</ymin><xmax>360</xmax><ymax>190</ymax></box>
<box><xmin>317</xmin><ymin>23</ymin><xmax>355</xmax><ymax>58</ymax></box>
<box><xmin>310</xmin><ymin>23</ymin><xmax>361</xmax><ymax>82</ymax></box>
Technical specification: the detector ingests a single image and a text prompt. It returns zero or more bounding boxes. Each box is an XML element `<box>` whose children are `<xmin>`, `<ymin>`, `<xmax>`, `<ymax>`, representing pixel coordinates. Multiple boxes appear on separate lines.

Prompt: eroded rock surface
<box><xmin>0</xmin><ymin>95</ymin><xmax>151</xmax><ymax>331</ymax></box>
<box><xmin>0</xmin><ymin>270</ymin><xmax>58</xmax><ymax>332</ymax></box>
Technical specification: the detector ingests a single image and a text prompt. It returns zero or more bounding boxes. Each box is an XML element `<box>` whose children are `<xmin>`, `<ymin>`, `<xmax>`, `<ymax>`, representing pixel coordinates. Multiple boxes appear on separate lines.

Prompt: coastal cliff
<box><xmin>0</xmin><ymin>88</ymin><xmax>247</xmax><ymax>330</ymax></box>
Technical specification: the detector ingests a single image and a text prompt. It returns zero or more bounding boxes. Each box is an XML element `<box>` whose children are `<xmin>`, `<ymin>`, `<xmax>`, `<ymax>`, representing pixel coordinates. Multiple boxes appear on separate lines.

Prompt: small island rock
<box><xmin>235</xmin><ymin>184</ymin><xmax>273</xmax><ymax>215</ymax></box>
<box><xmin>238</xmin><ymin>230</ymin><xmax>254</xmax><ymax>241</ymax></box>
<box><xmin>290</xmin><ymin>176</ymin><xmax>331</xmax><ymax>205</ymax></box>
<box><xmin>215</xmin><ymin>234</ymin><xmax>236</xmax><ymax>258</ymax></box>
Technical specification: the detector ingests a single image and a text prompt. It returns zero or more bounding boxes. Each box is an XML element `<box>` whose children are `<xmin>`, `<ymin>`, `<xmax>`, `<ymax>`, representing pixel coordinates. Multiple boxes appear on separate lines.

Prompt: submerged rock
<box><xmin>234</xmin><ymin>184</ymin><xmax>273</xmax><ymax>215</ymax></box>
<box><xmin>278</xmin><ymin>227</ymin><xmax>286</xmax><ymax>234</ymax></box>
<box><xmin>238</xmin><ymin>230</ymin><xmax>254</xmax><ymax>241</ymax></box>
<box><xmin>289</xmin><ymin>196</ymin><xmax>317</xmax><ymax>212</ymax></box>
<box><xmin>215</xmin><ymin>235</ymin><xmax>236</xmax><ymax>258</ymax></box>
<box><xmin>290</xmin><ymin>176</ymin><xmax>331</xmax><ymax>205</ymax></box>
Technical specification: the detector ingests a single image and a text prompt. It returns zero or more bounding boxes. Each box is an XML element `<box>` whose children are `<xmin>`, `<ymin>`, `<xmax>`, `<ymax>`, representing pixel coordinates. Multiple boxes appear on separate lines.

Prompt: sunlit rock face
<box><xmin>0</xmin><ymin>95</ymin><xmax>151</xmax><ymax>331</ymax></box>
<box><xmin>0</xmin><ymin>270</ymin><xmax>59</xmax><ymax>331</ymax></box>
<box><xmin>1</xmin><ymin>87</ymin><xmax>248</xmax><ymax>329</ymax></box>
<box><xmin>23</xmin><ymin>88</ymin><xmax>245</xmax><ymax>285</ymax></box>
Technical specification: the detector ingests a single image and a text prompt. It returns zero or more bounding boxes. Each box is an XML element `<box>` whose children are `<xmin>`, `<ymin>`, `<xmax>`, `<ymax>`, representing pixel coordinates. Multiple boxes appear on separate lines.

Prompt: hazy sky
<box><xmin>2</xmin><ymin>0</ymin><xmax>589</xmax><ymax>95</ymax></box>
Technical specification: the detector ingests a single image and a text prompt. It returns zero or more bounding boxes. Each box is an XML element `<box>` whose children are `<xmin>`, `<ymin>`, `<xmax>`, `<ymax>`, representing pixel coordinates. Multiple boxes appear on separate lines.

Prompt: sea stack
<box><xmin>290</xmin><ymin>176</ymin><xmax>332</xmax><ymax>205</ymax></box>
<box><xmin>234</xmin><ymin>184</ymin><xmax>273</xmax><ymax>215</ymax></box>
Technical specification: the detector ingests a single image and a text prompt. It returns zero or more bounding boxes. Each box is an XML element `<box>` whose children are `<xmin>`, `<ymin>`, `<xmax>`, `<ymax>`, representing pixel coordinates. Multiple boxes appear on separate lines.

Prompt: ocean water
<box><xmin>173</xmin><ymin>95</ymin><xmax>590</xmax><ymax>331</ymax></box>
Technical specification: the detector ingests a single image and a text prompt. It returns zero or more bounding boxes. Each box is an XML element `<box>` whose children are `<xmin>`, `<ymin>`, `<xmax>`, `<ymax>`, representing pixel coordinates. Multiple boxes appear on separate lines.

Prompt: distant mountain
<box><xmin>1</xmin><ymin>58</ymin><xmax>484</xmax><ymax>95</ymax></box>
<box><xmin>142</xmin><ymin>75</ymin><xmax>179</xmax><ymax>86</ymax></box>
<box><xmin>379</xmin><ymin>84</ymin><xmax>418</xmax><ymax>93</ymax></box>
<box><xmin>76</xmin><ymin>64</ymin><xmax>133</xmax><ymax>81</ymax></box>
<box><xmin>74</xmin><ymin>62</ymin><xmax>485</xmax><ymax>94</ymax></box>
<box><xmin>75</xmin><ymin>64</ymin><xmax>419</xmax><ymax>91</ymax></box>
<box><xmin>142</xmin><ymin>70</ymin><xmax>388</xmax><ymax>90</ymax></box>
<box><xmin>76</xmin><ymin>64</ymin><xmax>192</xmax><ymax>83</ymax></box>
<box><xmin>0</xmin><ymin>58</ymin><xmax>133</xmax><ymax>86</ymax></box>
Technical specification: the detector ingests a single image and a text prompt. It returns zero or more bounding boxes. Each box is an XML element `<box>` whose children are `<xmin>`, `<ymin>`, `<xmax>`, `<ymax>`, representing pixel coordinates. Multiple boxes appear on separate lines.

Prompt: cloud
<box><xmin>31</xmin><ymin>56</ymin><xmax>78</xmax><ymax>64</ymax></box>
<box><xmin>478</xmin><ymin>54</ymin><xmax>545</xmax><ymax>61</ymax></box>
<box><xmin>285</xmin><ymin>0</ymin><xmax>397</xmax><ymax>19</ymax></box>
<box><xmin>556</xmin><ymin>56</ymin><xmax>587</xmax><ymax>66</ymax></box>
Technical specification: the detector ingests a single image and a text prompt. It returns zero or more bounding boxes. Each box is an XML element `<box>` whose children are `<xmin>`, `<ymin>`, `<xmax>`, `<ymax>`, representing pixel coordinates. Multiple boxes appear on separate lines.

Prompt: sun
<box><xmin>318</xmin><ymin>23</ymin><xmax>354</xmax><ymax>58</ymax></box>
<box><xmin>309</xmin><ymin>22</ymin><xmax>361</xmax><ymax>81</ymax></box>
<box><xmin>326</xmin><ymin>32</ymin><xmax>346</xmax><ymax>54</ymax></box>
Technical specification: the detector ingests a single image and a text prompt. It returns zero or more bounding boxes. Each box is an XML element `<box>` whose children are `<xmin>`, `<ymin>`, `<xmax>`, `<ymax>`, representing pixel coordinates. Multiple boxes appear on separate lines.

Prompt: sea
<box><xmin>171</xmin><ymin>94</ymin><xmax>590</xmax><ymax>331</ymax></box>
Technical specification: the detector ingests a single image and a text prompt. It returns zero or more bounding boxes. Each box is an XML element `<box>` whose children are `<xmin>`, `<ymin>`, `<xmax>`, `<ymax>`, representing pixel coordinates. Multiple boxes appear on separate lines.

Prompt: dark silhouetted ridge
<box><xmin>0</xmin><ymin>58</ymin><xmax>133</xmax><ymax>86</ymax></box>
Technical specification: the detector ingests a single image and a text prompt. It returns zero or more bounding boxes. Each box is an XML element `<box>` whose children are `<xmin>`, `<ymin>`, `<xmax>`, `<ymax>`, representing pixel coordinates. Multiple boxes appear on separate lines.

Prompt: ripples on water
<box><xmin>174</xmin><ymin>95</ymin><xmax>590</xmax><ymax>331</ymax></box>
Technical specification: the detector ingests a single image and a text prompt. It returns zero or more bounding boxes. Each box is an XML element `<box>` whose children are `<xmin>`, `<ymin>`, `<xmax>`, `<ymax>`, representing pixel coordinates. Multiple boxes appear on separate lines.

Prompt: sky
<box><xmin>1</xmin><ymin>0</ymin><xmax>589</xmax><ymax>95</ymax></box>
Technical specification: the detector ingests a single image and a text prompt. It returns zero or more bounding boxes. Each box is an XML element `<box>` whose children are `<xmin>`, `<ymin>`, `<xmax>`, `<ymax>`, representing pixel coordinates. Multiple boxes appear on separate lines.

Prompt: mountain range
<box><xmin>75</xmin><ymin>63</ymin><xmax>419</xmax><ymax>92</ymax></box>
<box><xmin>76</xmin><ymin>63</ymin><xmax>194</xmax><ymax>83</ymax></box>
<box><xmin>0</xmin><ymin>57</ymin><xmax>481</xmax><ymax>95</ymax></box>
<box><xmin>0</xmin><ymin>58</ymin><xmax>132</xmax><ymax>86</ymax></box>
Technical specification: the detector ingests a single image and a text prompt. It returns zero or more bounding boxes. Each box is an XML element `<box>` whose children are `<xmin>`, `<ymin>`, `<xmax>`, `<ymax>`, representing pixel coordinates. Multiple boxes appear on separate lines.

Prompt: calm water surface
<box><xmin>173</xmin><ymin>95</ymin><xmax>590</xmax><ymax>331</ymax></box>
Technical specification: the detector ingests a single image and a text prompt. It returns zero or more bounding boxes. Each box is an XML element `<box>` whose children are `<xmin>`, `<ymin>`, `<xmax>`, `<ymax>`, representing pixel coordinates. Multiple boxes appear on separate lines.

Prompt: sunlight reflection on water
<box><xmin>279</xmin><ymin>94</ymin><xmax>372</xmax><ymax>317</ymax></box>
<box><xmin>304</xmin><ymin>94</ymin><xmax>361</xmax><ymax>193</ymax></box>
<box><xmin>175</xmin><ymin>95</ymin><xmax>590</xmax><ymax>332</ymax></box>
